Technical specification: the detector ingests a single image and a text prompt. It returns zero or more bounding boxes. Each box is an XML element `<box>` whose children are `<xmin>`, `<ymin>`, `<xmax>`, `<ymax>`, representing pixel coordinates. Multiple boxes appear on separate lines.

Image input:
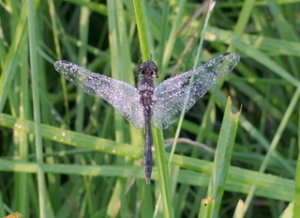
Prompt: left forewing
<box><xmin>54</xmin><ymin>61</ymin><xmax>144</xmax><ymax>128</ymax></box>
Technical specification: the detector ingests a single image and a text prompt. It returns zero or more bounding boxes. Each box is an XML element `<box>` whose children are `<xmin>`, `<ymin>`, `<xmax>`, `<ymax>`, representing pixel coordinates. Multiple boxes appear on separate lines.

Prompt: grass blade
<box><xmin>26</xmin><ymin>0</ymin><xmax>47</xmax><ymax>217</ymax></box>
<box><xmin>199</xmin><ymin>98</ymin><xmax>240</xmax><ymax>217</ymax></box>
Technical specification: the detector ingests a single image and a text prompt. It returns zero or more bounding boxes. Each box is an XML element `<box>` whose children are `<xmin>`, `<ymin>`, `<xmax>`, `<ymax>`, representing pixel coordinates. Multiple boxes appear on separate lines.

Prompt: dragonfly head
<box><xmin>139</xmin><ymin>61</ymin><xmax>158</xmax><ymax>78</ymax></box>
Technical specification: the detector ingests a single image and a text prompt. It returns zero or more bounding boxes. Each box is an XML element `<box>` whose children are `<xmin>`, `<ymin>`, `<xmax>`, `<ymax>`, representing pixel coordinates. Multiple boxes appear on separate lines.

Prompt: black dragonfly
<box><xmin>54</xmin><ymin>52</ymin><xmax>240</xmax><ymax>184</ymax></box>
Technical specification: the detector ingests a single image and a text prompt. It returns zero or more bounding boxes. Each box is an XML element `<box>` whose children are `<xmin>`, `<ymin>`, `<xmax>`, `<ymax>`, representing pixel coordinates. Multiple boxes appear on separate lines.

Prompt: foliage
<box><xmin>0</xmin><ymin>0</ymin><xmax>299</xmax><ymax>217</ymax></box>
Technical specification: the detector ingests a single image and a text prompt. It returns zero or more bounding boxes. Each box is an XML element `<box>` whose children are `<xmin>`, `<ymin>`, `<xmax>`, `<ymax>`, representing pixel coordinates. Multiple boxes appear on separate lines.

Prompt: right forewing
<box><xmin>153</xmin><ymin>52</ymin><xmax>240</xmax><ymax>129</ymax></box>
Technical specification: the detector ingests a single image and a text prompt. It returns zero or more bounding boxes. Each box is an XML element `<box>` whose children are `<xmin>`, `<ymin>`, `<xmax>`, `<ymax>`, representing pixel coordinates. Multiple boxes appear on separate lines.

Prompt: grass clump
<box><xmin>0</xmin><ymin>1</ymin><xmax>299</xmax><ymax>217</ymax></box>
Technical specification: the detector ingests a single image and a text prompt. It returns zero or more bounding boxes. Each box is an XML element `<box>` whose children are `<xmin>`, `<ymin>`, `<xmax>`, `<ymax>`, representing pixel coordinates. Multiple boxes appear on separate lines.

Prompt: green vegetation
<box><xmin>0</xmin><ymin>0</ymin><xmax>299</xmax><ymax>217</ymax></box>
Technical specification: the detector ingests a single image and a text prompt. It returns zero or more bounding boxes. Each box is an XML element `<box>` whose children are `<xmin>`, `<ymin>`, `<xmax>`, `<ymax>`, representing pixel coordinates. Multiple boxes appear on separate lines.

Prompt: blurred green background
<box><xmin>0</xmin><ymin>0</ymin><xmax>299</xmax><ymax>217</ymax></box>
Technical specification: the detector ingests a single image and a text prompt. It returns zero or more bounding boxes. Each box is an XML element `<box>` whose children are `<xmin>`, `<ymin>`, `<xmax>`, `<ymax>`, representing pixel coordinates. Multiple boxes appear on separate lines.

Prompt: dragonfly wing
<box><xmin>54</xmin><ymin>61</ymin><xmax>144</xmax><ymax>128</ymax></box>
<box><xmin>153</xmin><ymin>52</ymin><xmax>240</xmax><ymax>129</ymax></box>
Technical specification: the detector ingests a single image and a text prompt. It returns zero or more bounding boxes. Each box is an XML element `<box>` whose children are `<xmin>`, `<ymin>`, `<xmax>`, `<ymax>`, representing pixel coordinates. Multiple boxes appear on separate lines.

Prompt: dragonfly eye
<box><xmin>151</xmin><ymin>69</ymin><xmax>158</xmax><ymax>77</ymax></box>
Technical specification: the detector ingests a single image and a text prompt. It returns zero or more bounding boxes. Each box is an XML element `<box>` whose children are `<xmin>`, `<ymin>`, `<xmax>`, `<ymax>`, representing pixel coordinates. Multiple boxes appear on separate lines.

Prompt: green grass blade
<box><xmin>13</xmin><ymin>34</ymin><xmax>30</xmax><ymax>218</ymax></box>
<box><xmin>279</xmin><ymin>202</ymin><xmax>294</xmax><ymax>218</ymax></box>
<box><xmin>0</xmin><ymin>4</ymin><xmax>27</xmax><ymax>112</ymax></box>
<box><xmin>295</xmin><ymin>104</ymin><xmax>300</xmax><ymax>216</ymax></box>
<box><xmin>232</xmin><ymin>0</ymin><xmax>255</xmax><ymax>37</ymax></box>
<box><xmin>74</xmin><ymin>1</ymin><xmax>90</xmax><ymax>132</ymax></box>
<box><xmin>206</xmin><ymin>26</ymin><xmax>300</xmax><ymax>57</ymax></box>
<box><xmin>26</xmin><ymin>0</ymin><xmax>47</xmax><ymax>217</ymax></box>
<box><xmin>162</xmin><ymin>0</ymin><xmax>186</xmax><ymax>67</ymax></box>
<box><xmin>132</xmin><ymin>0</ymin><xmax>151</xmax><ymax>60</ymax></box>
<box><xmin>199</xmin><ymin>98</ymin><xmax>240</xmax><ymax>217</ymax></box>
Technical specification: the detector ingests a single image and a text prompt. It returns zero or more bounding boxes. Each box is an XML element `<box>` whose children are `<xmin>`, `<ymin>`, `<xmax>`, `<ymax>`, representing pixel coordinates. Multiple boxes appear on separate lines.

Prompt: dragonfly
<box><xmin>54</xmin><ymin>52</ymin><xmax>240</xmax><ymax>184</ymax></box>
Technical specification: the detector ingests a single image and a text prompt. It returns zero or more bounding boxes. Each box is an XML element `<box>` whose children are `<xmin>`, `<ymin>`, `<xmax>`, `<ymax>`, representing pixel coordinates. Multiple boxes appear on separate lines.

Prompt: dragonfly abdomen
<box><xmin>144</xmin><ymin>109</ymin><xmax>152</xmax><ymax>184</ymax></box>
<box><xmin>139</xmin><ymin>86</ymin><xmax>155</xmax><ymax>184</ymax></box>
